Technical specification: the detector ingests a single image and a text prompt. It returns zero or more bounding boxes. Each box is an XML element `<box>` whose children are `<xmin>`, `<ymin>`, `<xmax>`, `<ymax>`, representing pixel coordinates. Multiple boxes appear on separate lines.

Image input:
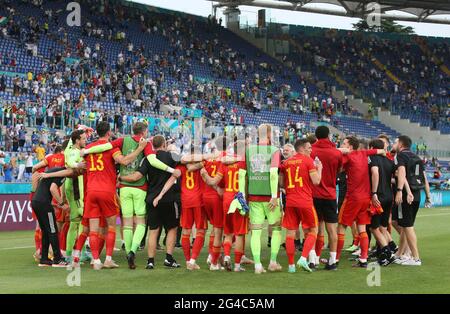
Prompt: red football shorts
<box><xmin>223</xmin><ymin>196</ymin><xmax>248</xmax><ymax>235</ymax></box>
<box><xmin>84</xmin><ymin>191</ymin><xmax>119</xmax><ymax>219</ymax></box>
<box><xmin>180</xmin><ymin>206</ymin><xmax>207</xmax><ymax>230</ymax></box>
<box><xmin>338</xmin><ymin>198</ymin><xmax>371</xmax><ymax>227</ymax></box>
<box><xmin>81</xmin><ymin>216</ymin><xmax>107</xmax><ymax>228</ymax></box>
<box><xmin>282</xmin><ymin>205</ymin><xmax>319</xmax><ymax>230</ymax></box>
<box><xmin>203</xmin><ymin>194</ymin><xmax>223</xmax><ymax>228</ymax></box>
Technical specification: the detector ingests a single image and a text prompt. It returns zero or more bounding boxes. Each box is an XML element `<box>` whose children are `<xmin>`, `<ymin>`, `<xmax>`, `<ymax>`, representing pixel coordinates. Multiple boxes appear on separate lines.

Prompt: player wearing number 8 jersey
<box><xmin>178</xmin><ymin>164</ymin><xmax>207</xmax><ymax>270</ymax></box>
<box><xmin>279</xmin><ymin>139</ymin><xmax>322</xmax><ymax>273</ymax></box>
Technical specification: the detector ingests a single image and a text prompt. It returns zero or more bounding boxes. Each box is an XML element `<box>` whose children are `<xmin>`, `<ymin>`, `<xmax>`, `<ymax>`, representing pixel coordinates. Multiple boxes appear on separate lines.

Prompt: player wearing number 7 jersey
<box><xmin>84</xmin><ymin>122</ymin><xmax>147</xmax><ymax>270</ymax></box>
<box><xmin>279</xmin><ymin>139</ymin><xmax>322</xmax><ymax>273</ymax></box>
<box><xmin>201</xmin><ymin>141</ymin><xmax>249</xmax><ymax>272</ymax></box>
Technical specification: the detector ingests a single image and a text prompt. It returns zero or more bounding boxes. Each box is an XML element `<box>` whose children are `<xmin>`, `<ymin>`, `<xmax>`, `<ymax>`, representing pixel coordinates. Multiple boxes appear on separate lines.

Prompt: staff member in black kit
<box><xmin>121</xmin><ymin>135</ymin><xmax>182</xmax><ymax>270</ymax></box>
<box><xmin>32</xmin><ymin>167</ymin><xmax>70</xmax><ymax>267</ymax></box>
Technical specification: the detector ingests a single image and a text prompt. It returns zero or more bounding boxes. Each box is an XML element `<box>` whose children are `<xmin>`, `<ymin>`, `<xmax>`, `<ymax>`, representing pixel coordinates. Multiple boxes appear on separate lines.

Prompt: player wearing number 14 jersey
<box><xmin>279</xmin><ymin>139</ymin><xmax>322</xmax><ymax>273</ymax></box>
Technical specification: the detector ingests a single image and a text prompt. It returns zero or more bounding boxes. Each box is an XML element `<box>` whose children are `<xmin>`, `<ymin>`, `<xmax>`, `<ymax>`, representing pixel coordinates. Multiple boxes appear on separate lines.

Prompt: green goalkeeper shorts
<box><xmin>120</xmin><ymin>187</ymin><xmax>147</xmax><ymax>218</ymax></box>
<box><xmin>249</xmin><ymin>201</ymin><xmax>281</xmax><ymax>226</ymax></box>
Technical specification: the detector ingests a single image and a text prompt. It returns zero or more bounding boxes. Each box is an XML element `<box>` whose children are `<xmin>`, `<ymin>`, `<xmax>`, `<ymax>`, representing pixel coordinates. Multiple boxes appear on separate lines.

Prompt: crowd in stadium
<box><xmin>0</xmin><ymin>0</ymin><xmax>448</xmax><ymax>276</ymax></box>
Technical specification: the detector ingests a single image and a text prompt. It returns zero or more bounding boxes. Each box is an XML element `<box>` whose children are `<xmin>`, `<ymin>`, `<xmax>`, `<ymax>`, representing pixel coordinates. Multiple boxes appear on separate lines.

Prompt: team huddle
<box><xmin>29</xmin><ymin>122</ymin><xmax>432</xmax><ymax>273</ymax></box>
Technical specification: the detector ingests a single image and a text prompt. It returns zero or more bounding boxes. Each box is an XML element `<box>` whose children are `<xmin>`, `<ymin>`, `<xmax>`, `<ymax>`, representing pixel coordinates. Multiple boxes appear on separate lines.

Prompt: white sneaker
<box><xmin>234</xmin><ymin>265</ymin><xmax>246</xmax><ymax>272</ymax></box>
<box><xmin>206</xmin><ymin>254</ymin><xmax>212</xmax><ymax>266</ymax></box>
<box><xmin>394</xmin><ymin>255</ymin><xmax>411</xmax><ymax>265</ymax></box>
<box><xmin>209</xmin><ymin>263</ymin><xmax>221</xmax><ymax>271</ymax></box>
<box><xmin>268</xmin><ymin>261</ymin><xmax>282</xmax><ymax>272</ymax></box>
<box><xmin>92</xmin><ymin>260</ymin><xmax>103</xmax><ymax>270</ymax></box>
<box><xmin>254</xmin><ymin>264</ymin><xmax>267</xmax><ymax>274</ymax></box>
<box><xmin>401</xmin><ymin>259</ymin><xmax>422</xmax><ymax>266</ymax></box>
<box><xmin>352</xmin><ymin>249</ymin><xmax>361</xmax><ymax>256</ymax></box>
<box><xmin>240</xmin><ymin>255</ymin><xmax>254</xmax><ymax>265</ymax></box>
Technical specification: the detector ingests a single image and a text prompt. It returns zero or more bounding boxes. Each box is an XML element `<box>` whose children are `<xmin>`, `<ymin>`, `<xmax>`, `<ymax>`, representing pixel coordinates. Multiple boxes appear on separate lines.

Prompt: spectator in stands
<box><xmin>3</xmin><ymin>161</ymin><xmax>13</xmax><ymax>182</ymax></box>
<box><xmin>34</xmin><ymin>142</ymin><xmax>45</xmax><ymax>161</ymax></box>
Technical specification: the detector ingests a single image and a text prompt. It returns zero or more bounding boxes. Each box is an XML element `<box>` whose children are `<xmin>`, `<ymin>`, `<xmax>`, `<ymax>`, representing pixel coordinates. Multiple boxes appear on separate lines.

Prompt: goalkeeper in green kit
<box><xmin>238</xmin><ymin>124</ymin><xmax>282</xmax><ymax>274</ymax></box>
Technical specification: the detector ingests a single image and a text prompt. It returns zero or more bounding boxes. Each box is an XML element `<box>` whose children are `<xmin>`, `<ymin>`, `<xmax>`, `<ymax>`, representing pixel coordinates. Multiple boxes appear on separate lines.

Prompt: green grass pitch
<box><xmin>1</xmin><ymin>207</ymin><xmax>449</xmax><ymax>294</ymax></box>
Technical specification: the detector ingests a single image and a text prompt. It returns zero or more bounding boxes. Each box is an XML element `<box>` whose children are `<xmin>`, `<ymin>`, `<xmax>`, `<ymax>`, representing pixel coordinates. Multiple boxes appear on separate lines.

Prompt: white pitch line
<box><xmin>0</xmin><ymin>245</ymin><xmax>35</xmax><ymax>251</ymax></box>
<box><xmin>417</xmin><ymin>212</ymin><xmax>450</xmax><ymax>218</ymax></box>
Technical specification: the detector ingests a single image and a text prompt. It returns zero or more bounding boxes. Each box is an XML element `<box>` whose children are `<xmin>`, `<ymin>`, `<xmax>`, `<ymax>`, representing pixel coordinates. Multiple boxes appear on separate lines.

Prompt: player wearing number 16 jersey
<box><xmin>280</xmin><ymin>139</ymin><xmax>322</xmax><ymax>273</ymax></box>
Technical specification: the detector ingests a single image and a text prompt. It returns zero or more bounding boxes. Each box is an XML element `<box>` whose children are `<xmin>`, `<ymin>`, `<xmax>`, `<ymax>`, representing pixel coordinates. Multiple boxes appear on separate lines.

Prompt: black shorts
<box><xmin>370</xmin><ymin>199</ymin><xmax>392</xmax><ymax>229</ymax></box>
<box><xmin>26</xmin><ymin>167</ymin><xmax>33</xmax><ymax>174</ymax></box>
<box><xmin>147</xmin><ymin>201</ymin><xmax>180</xmax><ymax>231</ymax></box>
<box><xmin>313</xmin><ymin>198</ymin><xmax>338</xmax><ymax>224</ymax></box>
<box><xmin>398</xmin><ymin>201</ymin><xmax>420</xmax><ymax>228</ymax></box>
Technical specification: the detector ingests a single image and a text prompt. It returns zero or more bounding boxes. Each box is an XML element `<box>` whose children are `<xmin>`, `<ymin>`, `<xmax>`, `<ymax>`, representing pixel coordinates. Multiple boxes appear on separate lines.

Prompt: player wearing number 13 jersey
<box><xmin>279</xmin><ymin>139</ymin><xmax>322</xmax><ymax>273</ymax></box>
<box><xmin>84</xmin><ymin>122</ymin><xmax>146</xmax><ymax>270</ymax></box>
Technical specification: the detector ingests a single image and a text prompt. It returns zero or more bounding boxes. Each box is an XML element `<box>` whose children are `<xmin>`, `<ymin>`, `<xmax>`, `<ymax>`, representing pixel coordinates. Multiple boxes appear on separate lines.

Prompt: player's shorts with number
<box><xmin>84</xmin><ymin>191</ymin><xmax>119</xmax><ymax>219</ymax></box>
<box><xmin>282</xmin><ymin>205</ymin><xmax>319</xmax><ymax>230</ymax></box>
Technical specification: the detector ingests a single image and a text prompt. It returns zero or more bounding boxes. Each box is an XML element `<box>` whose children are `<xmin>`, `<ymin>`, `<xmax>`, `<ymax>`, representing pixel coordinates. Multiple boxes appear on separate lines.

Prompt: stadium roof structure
<box><xmin>209</xmin><ymin>0</ymin><xmax>450</xmax><ymax>24</ymax></box>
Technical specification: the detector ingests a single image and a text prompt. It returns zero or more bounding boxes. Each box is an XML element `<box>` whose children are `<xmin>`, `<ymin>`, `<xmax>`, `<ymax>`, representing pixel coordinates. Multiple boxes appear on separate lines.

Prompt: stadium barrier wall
<box><xmin>1</xmin><ymin>184</ymin><xmax>450</xmax><ymax>231</ymax></box>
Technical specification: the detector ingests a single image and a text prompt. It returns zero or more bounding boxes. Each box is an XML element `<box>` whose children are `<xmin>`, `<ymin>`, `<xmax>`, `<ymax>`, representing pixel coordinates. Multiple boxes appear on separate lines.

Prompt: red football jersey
<box><xmin>311</xmin><ymin>139</ymin><xmax>342</xmax><ymax>200</ymax></box>
<box><xmin>85</xmin><ymin>139</ymin><xmax>121</xmax><ymax>193</ymax></box>
<box><xmin>45</xmin><ymin>153</ymin><xmax>65</xmax><ymax>169</ymax></box>
<box><xmin>342</xmin><ymin>149</ymin><xmax>378</xmax><ymax>200</ymax></box>
<box><xmin>178</xmin><ymin>165</ymin><xmax>203</xmax><ymax>208</ymax></box>
<box><xmin>217</xmin><ymin>160</ymin><xmax>246</xmax><ymax>203</ymax></box>
<box><xmin>202</xmin><ymin>151</ymin><xmax>227</xmax><ymax>196</ymax></box>
<box><xmin>280</xmin><ymin>153</ymin><xmax>316</xmax><ymax>208</ymax></box>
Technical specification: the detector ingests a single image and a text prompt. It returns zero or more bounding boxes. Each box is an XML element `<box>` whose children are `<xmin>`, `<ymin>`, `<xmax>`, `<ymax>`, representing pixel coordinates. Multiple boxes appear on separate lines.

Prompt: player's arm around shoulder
<box><xmin>114</xmin><ymin>138</ymin><xmax>147</xmax><ymax>166</ymax></box>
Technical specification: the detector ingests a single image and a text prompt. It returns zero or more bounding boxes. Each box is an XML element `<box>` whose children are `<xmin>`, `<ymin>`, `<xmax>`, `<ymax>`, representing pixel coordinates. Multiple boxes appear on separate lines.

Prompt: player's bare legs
<box><xmin>147</xmin><ymin>226</ymin><xmax>160</xmax><ymax>269</ymax></box>
<box><xmin>325</xmin><ymin>222</ymin><xmax>338</xmax><ymax>267</ymax></box>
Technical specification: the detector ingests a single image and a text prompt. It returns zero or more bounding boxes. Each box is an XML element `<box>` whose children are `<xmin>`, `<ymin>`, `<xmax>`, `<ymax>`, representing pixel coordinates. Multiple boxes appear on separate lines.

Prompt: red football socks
<box><xmin>75</xmin><ymin>232</ymin><xmax>88</xmax><ymax>251</ymax></box>
<box><xmin>208</xmin><ymin>234</ymin><xmax>214</xmax><ymax>255</ymax></box>
<box><xmin>191</xmin><ymin>231</ymin><xmax>205</xmax><ymax>260</ymax></box>
<box><xmin>89</xmin><ymin>231</ymin><xmax>100</xmax><ymax>260</ymax></box>
<box><xmin>223</xmin><ymin>240</ymin><xmax>232</xmax><ymax>257</ymax></box>
<box><xmin>212</xmin><ymin>245</ymin><xmax>221</xmax><ymax>265</ymax></box>
<box><xmin>336</xmin><ymin>233</ymin><xmax>346</xmax><ymax>261</ymax></box>
<box><xmin>315</xmin><ymin>235</ymin><xmax>325</xmax><ymax>258</ymax></box>
<box><xmin>285</xmin><ymin>235</ymin><xmax>296</xmax><ymax>265</ymax></box>
<box><xmin>359</xmin><ymin>232</ymin><xmax>369</xmax><ymax>260</ymax></box>
<box><xmin>105</xmin><ymin>227</ymin><xmax>115</xmax><ymax>257</ymax></box>
<box><xmin>301</xmin><ymin>233</ymin><xmax>317</xmax><ymax>258</ymax></box>
<box><xmin>181</xmin><ymin>234</ymin><xmax>191</xmax><ymax>261</ymax></box>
